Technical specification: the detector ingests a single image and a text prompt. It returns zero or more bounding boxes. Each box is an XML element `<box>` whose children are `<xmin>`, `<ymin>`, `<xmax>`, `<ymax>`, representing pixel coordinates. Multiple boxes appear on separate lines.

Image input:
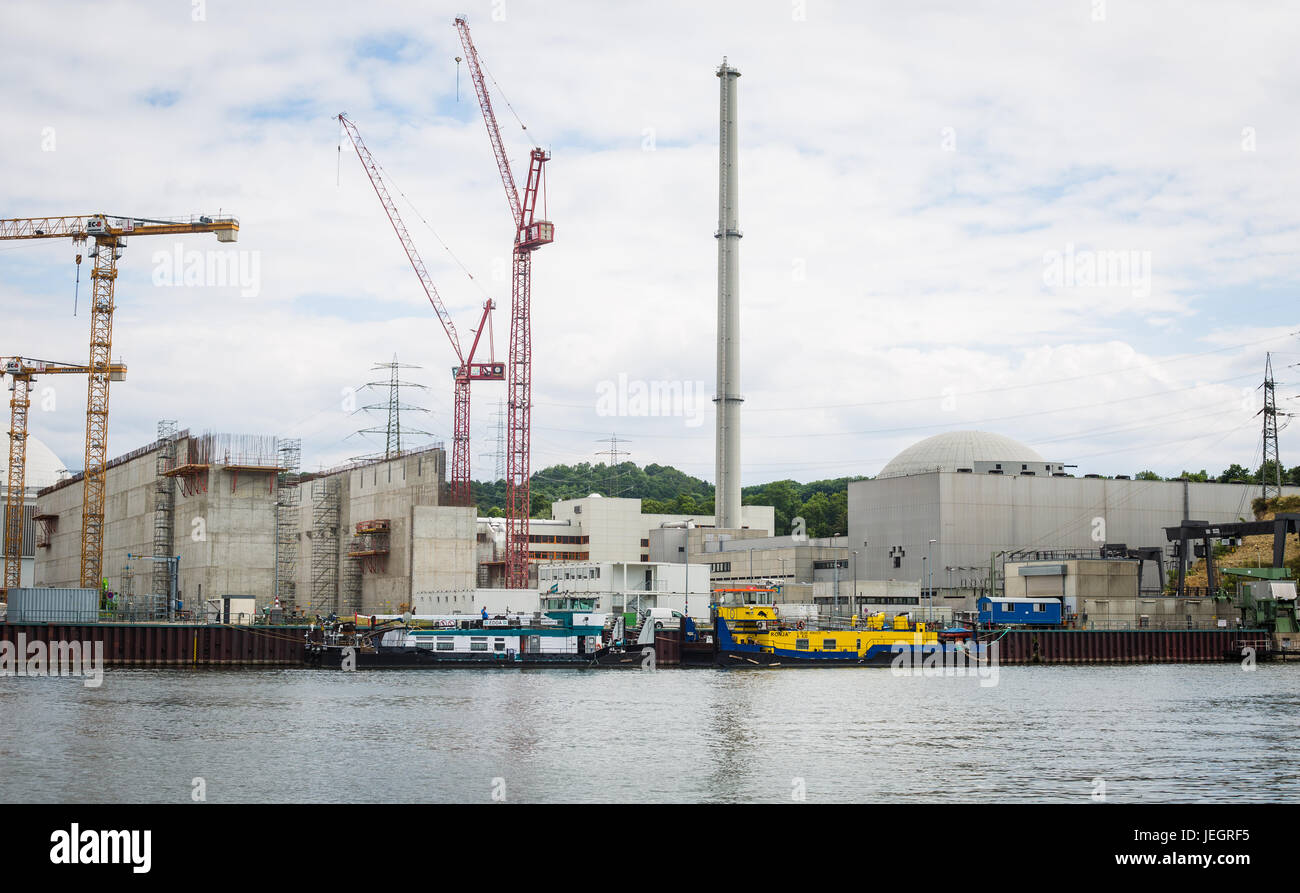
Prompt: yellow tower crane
<box><xmin>3</xmin><ymin>357</ymin><xmax>128</xmax><ymax>595</ymax></box>
<box><xmin>0</xmin><ymin>213</ymin><xmax>238</xmax><ymax>593</ymax></box>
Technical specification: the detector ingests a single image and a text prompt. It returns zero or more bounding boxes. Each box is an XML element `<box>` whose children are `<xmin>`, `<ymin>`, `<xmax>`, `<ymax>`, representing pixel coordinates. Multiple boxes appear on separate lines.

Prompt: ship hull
<box><xmin>304</xmin><ymin>644</ymin><xmax>593</xmax><ymax>669</ymax></box>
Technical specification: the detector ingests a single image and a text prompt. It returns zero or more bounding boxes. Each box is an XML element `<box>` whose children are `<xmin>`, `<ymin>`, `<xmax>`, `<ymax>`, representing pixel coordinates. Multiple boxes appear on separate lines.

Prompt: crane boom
<box><xmin>2</xmin><ymin>359</ymin><xmax>127</xmax><ymax>596</ymax></box>
<box><xmin>454</xmin><ymin>17</ymin><xmax>523</xmax><ymax>227</ymax></box>
<box><xmin>337</xmin><ymin>114</ymin><xmax>465</xmax><ymax>362</ymax></box>
<box><xmin>0</xmin><ymin>214</ymin><xmax>239</xmax><ymax>242</ymax></box>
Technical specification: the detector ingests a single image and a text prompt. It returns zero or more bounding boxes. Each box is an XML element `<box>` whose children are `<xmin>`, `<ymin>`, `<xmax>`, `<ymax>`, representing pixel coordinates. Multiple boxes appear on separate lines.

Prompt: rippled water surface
<box><xmin>2</xmin><ymin>664</ymin><xmax>1297</xmax><ymax>803</ymax></box>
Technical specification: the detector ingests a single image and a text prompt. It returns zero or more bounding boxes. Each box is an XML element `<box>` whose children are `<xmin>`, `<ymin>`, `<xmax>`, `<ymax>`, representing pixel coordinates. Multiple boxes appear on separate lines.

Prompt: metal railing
<box><xmin>1078</xmin><ymin>619</ymin><xmax>1238</xmax><ymax>631</ymax></box>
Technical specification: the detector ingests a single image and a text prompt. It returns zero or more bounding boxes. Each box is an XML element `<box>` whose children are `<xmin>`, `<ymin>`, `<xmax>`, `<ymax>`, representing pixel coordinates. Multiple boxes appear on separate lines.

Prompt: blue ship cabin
<box><xmin>977</xmin><ymin>595</ymin><xmax>1062</xmax><ymax>626</ymax></box>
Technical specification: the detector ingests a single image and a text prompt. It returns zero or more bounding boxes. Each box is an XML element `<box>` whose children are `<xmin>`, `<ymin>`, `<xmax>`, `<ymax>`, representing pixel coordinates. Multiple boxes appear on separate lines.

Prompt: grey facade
<box><xmin>849</xmin><ymin>470</ymin><xmax>1300</xmax><ymax>600</ymax></box>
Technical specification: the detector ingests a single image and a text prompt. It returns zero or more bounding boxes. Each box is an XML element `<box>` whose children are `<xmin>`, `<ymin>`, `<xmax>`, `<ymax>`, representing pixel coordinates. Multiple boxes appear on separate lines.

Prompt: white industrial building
<box><xmin>848</xmin><ymin>430</ymin><xmax>1300</xmax><ymax>609</ymax></box>
<box><xmin>475</xmin><ymin>495</ymin><xmax>774</xmax><ymax>587</ymax></box>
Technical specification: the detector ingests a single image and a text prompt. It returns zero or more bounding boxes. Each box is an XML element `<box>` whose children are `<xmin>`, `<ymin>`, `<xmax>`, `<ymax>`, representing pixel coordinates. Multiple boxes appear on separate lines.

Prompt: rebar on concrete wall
<box><xmin>182</xmin><ymin>432</ymin><xmax>279</xmax><ymax>468</ymax></box>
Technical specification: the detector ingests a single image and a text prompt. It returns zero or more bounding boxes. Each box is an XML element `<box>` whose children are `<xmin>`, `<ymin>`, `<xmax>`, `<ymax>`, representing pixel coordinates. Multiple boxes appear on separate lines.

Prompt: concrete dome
<box><xmin>878</xmin><ymin>431</ymin><xmax>1045</xmax><ymax>478</ymax></box>
<box><xmin>0</xmin><ymin>435</ymin><xmax>70</xmax><ymax>492</ymax></box>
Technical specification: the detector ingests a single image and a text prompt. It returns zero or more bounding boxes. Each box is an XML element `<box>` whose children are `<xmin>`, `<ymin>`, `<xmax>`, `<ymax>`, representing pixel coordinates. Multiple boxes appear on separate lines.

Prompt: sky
<box><xmin>2</xmin><ymin>0</ymin><xmax>1297</xmax><ymax>486</ymax></box>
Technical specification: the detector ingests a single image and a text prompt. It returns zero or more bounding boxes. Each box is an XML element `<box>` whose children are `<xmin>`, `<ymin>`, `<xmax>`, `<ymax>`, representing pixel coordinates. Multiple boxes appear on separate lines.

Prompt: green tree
<box><xmin>798</xmin><ymin>492</ymin><xmax>834</xmax><ymax>538</ymax></box>
<box><xmin>1218</xmin><ymin>464</ymin><xmax>1252</xmax><ymax>483</ymax></box>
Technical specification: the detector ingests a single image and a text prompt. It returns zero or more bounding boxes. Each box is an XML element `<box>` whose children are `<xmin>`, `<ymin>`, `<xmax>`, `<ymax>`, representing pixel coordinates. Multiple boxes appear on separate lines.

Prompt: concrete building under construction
<box><xmin>33</xmin><ymin>426</ymin><xmax>476</xmax><ymax>618</ymax></box>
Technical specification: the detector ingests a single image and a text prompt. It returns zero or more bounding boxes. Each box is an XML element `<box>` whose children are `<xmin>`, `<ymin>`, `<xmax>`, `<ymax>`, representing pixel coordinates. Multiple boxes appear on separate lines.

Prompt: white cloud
<box><xmin>2</xmin><ymin>0</ymin><xmax>1296</xmax><ymax>486</ymax></box>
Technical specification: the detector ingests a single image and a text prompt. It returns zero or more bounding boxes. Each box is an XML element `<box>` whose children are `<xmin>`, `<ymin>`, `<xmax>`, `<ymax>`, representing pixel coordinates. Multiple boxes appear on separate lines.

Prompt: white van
<box><xmin>643</xmin><ymin>607</ymin><xmax>685</xmax><ymax>629</ymax></box>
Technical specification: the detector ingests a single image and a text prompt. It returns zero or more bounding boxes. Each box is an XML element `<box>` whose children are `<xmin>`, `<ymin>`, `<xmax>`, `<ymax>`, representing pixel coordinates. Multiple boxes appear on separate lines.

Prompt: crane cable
<box><xmin>479</xmin><ymin>55</ymin><xmax>548</xmax><ymax>183</ymax></box>
<box><xmin>337</xmin><ymin>118</ymin><xmax>497</xmax><ymax>306</ymax></box>
<box><xmin>375</xmin><ymin>156</ymin><xmax>498</xmax><ymax>306</ymax></box>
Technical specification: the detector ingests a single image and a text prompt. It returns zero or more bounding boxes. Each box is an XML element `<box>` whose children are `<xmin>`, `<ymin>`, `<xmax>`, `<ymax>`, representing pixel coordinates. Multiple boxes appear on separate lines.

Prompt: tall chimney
<box><xmin>714</xmin><ymin>57</ymin><xmax>742</xmax><ymax>530</ymax></box>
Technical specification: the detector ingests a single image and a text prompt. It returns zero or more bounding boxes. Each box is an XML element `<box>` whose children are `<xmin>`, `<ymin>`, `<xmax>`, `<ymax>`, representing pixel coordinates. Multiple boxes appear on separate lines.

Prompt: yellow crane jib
<box><xmin>0</xmin><ymin>211</ymin><xmax>237</xmax><ymax>590</ymax></box>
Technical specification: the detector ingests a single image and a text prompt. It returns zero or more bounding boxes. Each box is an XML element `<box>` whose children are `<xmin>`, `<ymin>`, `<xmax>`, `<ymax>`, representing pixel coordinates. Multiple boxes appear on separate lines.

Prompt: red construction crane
<box><xmin>337</xmin><ymin>113</ymin><xmax>504</xmax><ymax>506</ymax></box>
<box><xmin>454</xmin><ymin>16</ymin><xmax>554</xmax><ymax>589</ymax></box>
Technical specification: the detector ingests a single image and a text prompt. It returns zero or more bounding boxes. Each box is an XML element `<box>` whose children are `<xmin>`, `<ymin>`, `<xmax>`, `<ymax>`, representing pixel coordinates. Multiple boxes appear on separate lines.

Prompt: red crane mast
<box><xmin>337</xmin><ymin>113</ymin><xmax>504</xmax><ymax>506</ymax></box>
<box><xmin>454</xmin><ymin>17</ymin><xmax>553</xmax><ymax>588</ymax></box>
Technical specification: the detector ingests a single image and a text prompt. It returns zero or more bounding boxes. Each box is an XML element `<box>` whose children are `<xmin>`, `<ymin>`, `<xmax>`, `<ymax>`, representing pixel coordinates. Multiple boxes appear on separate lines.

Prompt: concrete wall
<box><xmin>1005</xmin><ymin>559</ymin><xmax>1140</xmax><ymax>603</ymax></box>
<box><xmin>648</xmin><ymin>525</ymin><xmax>771</xmax><ymax>563</ymax></box>
<box><xmin>999</xmin><ymin>558</ymin><xmax>1226</xmax><ymax>628</ymax></box>
<box><xmin>296</xmin><ymin>447</ymin><xmax>449</xmax><ymax>617</ymax></box>
<box><xmin>411</xmin><ymin>587</ymin><xmax>534</xmax><ymax>616</ymax></box>
<box><xmin>177</xmin><ymin>463</ymin><xmax>278</xmax><ymax>608</ymax></box>
<box><xmin>34</xmin><ymin>445</ymin><xmax>279</xmax><ymax>611</ymax></box>
<box><xmin>849</xmin><ymin>472</ymin><xmax>1300</xmax><ymax>595</ymax></box>
<box><xmin>36</xmin><ymin>447</ymin><xmax>160</xmax><ymax>595</ymax></box>
<box><xmin>411</xmin><ymin>505</ymin><xmax>476</xmax><ymax>598</ymax></box>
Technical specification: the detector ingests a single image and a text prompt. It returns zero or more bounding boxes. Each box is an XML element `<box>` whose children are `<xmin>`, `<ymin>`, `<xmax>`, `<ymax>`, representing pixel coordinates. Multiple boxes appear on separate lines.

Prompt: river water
<box><xmin>2</xmin><ymin>664</ymin><xmax>1297</xmax><ymax>803</ymax></box>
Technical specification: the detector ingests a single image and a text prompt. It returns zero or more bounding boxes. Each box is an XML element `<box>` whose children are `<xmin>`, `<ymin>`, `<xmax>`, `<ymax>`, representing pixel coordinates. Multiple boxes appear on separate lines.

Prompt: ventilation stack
<box><xmin>714</xmin><ymin>57</ymin><xmax>743</xmax><ymax>530</ymax></box>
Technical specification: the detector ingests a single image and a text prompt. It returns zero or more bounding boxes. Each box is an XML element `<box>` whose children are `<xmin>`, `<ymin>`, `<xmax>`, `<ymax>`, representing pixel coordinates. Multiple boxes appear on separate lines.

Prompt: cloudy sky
<box><xmin>2</xmin><ymin>0</ymin><xmax>1297</xmax><ymax>486</ymax></box>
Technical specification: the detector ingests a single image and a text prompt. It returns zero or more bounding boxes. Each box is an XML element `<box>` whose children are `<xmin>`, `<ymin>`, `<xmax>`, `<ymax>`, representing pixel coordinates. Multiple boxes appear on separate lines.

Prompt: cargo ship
<box><xmin>303</xmin><ymin>595</ymin><xmax>607</xmax><ymax>669</ymax></box>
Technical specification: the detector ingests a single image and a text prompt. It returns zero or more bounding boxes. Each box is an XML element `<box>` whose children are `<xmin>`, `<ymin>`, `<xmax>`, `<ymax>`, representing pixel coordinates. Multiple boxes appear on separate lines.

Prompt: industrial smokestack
<box><xmin>714</xmin><ymin>57</ymin><xmax>742</xmax><ymax>530</ymax></box>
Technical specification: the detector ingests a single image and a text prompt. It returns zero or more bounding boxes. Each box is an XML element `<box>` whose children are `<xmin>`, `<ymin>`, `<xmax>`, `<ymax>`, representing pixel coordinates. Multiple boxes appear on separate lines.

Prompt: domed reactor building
<box><xmin>847</xmin><ymin>430</ymin><xmax>1299</xmax><ymax>609</ymax></box>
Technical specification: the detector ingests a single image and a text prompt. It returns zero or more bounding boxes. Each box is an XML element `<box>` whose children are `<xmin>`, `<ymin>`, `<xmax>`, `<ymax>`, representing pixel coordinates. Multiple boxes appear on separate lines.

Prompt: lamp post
<box><xmin>927</xmin><ymin>538</ymin><xmax>937</xmax><ymax>625</ymax></box>
<box><xmin>684</xmin><ymin>520</ymin><xmax>692</xmax><ymax>618</ymax></box>
<box><xmin>851</xmin><ymin>550</ymin><xmax>858</xmax><ymax>624</ymax></box>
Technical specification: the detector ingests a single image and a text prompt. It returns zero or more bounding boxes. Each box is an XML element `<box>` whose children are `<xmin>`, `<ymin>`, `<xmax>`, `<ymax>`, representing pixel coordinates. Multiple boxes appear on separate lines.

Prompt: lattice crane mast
<box><xmin>337</xmin><ymin>113</ymin><xmax>504</xmax><ymax>506</ymax></box>
<box><xmin>0</xmin><ymin>213</ymin><xmax>238</xmax><ymax>591</ymax></box>
<box><xmin>2</xmin><ymin>358</ymin><xmax>128</xmax><ymax>596</ymax></box>
<box><xmin>454</xmin><ymin>16</ymin><xmax>554</xmax><ymax>589</ymax></box>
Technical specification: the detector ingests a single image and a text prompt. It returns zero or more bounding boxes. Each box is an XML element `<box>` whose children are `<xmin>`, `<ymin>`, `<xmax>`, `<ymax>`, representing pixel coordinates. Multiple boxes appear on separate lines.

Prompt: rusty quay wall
<box><xmin>0</xmin><ymin>623</ymin><xmax>308</xmax><ymax>667</ymax></box>
<box><xmin>991</xmin><ymin>629</ymin><xmax>1267</xmax><ymax>664</ymax></box>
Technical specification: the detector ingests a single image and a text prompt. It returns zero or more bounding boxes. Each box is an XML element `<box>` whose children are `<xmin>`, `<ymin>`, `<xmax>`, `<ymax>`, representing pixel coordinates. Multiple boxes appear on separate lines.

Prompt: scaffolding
<box><xmin>276</xmin><ymin>438</ymin><xmax>301</xmax><ymax>612</ymax></box>
<box><xmin>310</xmin><ymin>477</ymin><xmax>340</xmax><ymax>616</ymax></box>
<box><xmin>152</xmin><ymin>420</ymin><xmax>178</xmax><ymax>615</ymax></box>
<box><xmin>342</xmin><ymin>555</ymin><xmax>362</xmax><ymax>616</ymax></box>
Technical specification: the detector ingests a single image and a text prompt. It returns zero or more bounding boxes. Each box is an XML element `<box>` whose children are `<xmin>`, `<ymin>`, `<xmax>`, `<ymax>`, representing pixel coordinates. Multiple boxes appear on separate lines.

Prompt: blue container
<box><xmin>977</xmin><ymin>596</ymin><xmax>1062</xmax><ymax>626</ymax></box>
